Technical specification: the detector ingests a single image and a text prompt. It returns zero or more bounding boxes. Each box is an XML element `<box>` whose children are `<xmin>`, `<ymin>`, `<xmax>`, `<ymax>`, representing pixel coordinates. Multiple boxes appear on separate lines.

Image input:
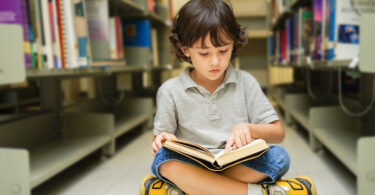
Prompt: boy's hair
<box><xmin>169</xmin><ymin>0</ymin><xmax>248</xmax><ymax>63</ymax></box>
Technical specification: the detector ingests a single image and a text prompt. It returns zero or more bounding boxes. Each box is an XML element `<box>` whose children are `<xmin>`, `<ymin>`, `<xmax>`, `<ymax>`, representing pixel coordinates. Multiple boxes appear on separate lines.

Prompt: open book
<box><xmin>162</xmin><ymin>139</ymin><xmax>269</xmax><ymax>171</ymax></box>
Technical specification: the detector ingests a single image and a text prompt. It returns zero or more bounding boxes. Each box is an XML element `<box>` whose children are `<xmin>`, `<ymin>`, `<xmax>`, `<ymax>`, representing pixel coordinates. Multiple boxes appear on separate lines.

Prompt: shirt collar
<box><xmin>179</xmin><ymin>65</ymin><xmax>238</xmax><ymax>91</ymax></box>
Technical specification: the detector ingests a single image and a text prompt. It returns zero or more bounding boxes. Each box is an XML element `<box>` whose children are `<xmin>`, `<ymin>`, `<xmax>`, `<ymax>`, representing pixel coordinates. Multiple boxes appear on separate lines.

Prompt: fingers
<box><xmin>225</xmin><ymin>137</ymin><xmax>234</xmax><ymax>152</ymax></box>
<box><xmin>151</xmin><ymin>132</ymin><xmax>176</xmax><ymax>156</ymax></box>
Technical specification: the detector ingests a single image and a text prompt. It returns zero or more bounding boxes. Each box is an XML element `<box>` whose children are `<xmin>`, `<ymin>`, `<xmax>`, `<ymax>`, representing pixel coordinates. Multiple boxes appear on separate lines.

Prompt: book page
<box><xmin>215</xmin><ymin>139</ymin><xmax>268</xmax><ymax>166</ymax></box>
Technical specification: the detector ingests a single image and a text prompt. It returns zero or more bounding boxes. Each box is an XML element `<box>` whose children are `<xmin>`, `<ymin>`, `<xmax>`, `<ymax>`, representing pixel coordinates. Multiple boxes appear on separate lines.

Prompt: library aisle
<box><xmin>32</xmin><ymin>116</ymin><xmax>355</xmax><ymax>195</ymax></box>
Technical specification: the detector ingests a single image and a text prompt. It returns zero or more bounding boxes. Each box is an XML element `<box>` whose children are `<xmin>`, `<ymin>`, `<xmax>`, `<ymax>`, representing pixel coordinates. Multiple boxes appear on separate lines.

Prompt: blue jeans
<box><xmin>151</xmin><ymin>145</ymin><xmax>290</xmax><ymax>186</ymax></box>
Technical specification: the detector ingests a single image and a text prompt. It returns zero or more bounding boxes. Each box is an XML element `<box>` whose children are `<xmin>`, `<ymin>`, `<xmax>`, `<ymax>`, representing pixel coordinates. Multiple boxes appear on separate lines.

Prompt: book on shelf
<box><xmin>86</xmin><ymin>0</ymin><xmax>110</xmax><ymax>61</ymax></box>
<box><xmin>301</xmin><ymin>7</ymin><xmax>312</xmax><ymax>63</ymax></box>
<box><xmin>109</xmin><ymin>16</ymin><xmax>124</xmax><ymax>60</ymax></box>
<box><xmin>151</xmin><ymin>29</ymin><xmax>158</xmax><ymax>67</ymax></box>
<box><xmin>328</xmin><ymin>0</ymin><xmax>360</xmax><ymax>61</ymax></box>
<box><xmin>72</xmin><ymin>0</ymin><xmax>91</xmax><ymax>67</ymax></box>
<box><xmin>123</xmin><ymin>19</ymin><xmax>152</xmax><ymax>66</ymax></box>
<box><xmin>0</xmin><ymin>0</ymin><xmax>32</xmax><ymax>68</ymax></box>
<box><xmin>312</xmin><ymin>0</ymin><xmax>324</xmax><ymax>60</ymax></box>
<box><xmin>163</xmin><ymin>139</ymin><xmax>270</xmax><ymax>171</ymax></box>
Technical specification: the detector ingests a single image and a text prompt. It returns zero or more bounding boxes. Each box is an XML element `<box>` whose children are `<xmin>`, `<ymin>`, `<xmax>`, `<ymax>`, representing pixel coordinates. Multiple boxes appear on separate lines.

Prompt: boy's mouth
<box><xmin>209</xmin><ymin>69</ymin><xmax>220</xmax><ymax>73</ymax></box>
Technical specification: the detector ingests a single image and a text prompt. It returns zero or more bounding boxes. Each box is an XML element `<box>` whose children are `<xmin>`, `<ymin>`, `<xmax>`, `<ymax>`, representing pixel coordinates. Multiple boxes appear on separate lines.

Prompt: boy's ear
<box><xmin>180</xmin><ymin>46</ymin><xmax>190</xmax><ymax>57</ymax></box>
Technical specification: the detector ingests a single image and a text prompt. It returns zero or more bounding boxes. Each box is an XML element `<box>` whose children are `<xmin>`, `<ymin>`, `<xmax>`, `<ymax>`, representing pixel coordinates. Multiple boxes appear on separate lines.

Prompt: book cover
<box><xmin>330</xmin><ymin>0</ymin><xmax>360</xmax><ymax>61</ymax></box>
<box><xmin>163</xmin><ymin>139</ymin><xmax>269</xmax><ymax>171</ymax></box>
<box><xmin>0</xmin><ymin>0</ymin><xmax>32</xmax><ymax>68</ymax></box>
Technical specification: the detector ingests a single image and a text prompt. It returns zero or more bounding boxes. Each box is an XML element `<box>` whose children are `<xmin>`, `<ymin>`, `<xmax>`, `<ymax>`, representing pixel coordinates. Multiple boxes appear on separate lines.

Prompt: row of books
<box><xmin>0</xmin><ymin>0</ymin><xmax>169</xmax><ymax>69</ymax></box>
<box><xmin>269</xmin><ymin>0</ymin><xmax>371</xmax><ymax>65</ymax></box>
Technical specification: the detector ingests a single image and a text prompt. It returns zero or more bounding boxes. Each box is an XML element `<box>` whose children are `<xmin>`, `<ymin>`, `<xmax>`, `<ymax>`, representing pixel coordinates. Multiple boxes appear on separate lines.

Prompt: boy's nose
<box><xmin>210</xmin><ymin>54</ymin><xmax>219</xmax><ymax>66</ymax></box>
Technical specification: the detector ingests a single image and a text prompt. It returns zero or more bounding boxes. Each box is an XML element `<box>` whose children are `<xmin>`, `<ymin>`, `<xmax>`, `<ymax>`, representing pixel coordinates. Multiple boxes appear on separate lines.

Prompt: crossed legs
<box><xmin>159</xmin><ymin>161</ymin><xmax>268</xmax><ymax>195</ymax></box>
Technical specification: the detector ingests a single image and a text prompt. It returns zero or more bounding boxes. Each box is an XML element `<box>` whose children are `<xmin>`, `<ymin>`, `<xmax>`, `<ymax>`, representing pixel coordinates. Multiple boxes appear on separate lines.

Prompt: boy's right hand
<box><xmin>152</xmin><ymin>132</ymin><xmax>176</xmax><ymax>156</ymax></box>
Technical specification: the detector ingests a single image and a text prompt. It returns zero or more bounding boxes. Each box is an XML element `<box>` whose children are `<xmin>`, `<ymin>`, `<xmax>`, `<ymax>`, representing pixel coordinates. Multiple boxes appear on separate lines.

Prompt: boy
<box><xmin>141</xmin><ymin>0</ymin><xmax>316</xmax><ymax>194</ymax></box>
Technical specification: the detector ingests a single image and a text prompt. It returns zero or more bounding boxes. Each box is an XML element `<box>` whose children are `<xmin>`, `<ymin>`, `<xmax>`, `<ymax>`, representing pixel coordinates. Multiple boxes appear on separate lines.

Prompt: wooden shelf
<box><xmin>30</xmin><ymin>135</ymin><xmax>110</xmax><ymax>188</ymax></box>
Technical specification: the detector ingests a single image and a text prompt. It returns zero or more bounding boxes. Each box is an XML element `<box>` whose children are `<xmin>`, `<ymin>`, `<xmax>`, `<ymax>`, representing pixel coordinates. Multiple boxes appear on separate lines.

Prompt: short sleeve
<box><xmin>244</xmin><ymin>74</ymin><xmax>279</xmax><ymax>124</ymax></box>
<box><xmin>153</xmin><ymin>83</ymin><xmax>178</xmax><ymax>136</ymax></box>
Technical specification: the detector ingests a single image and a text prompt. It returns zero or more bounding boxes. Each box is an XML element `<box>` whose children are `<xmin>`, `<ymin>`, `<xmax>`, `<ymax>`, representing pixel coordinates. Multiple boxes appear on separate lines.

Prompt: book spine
<box><xmin>312</xmin><ymin>0</ymin><xmax>322</xmax><ymax>60</ymax></box>
<box><xmin>55</xmin><ymin>0</ymin><xmax>66</xmax><ymax>68</ymax></box>
<box><xmin>40</xmin><ymin>0</ymin><xmax>54</xmax><ymax>68</ymax></box>
<box><xmin>115</xmin><ymin>16</ymin><xmax>124</xmax><ymax>59</ymax></box>
<box><xmin>34</xmin><ymin>0</ymin><xmax>45</xmax><ymax>69</ymax></box>
<box><xmin>327</xmin><ymin>0</ymin><xmax>335</xmax><ymax>60</ymax></box>
<box><xmin>27</xmin><ymin>0</ymin><xmax>38</xmax><ymax>69</ymax></box>
<box><xmin>73</xmin><ymin>0</ymin><xmax>89</xmax><ymax>66</ymax></box>
<box><xmin>109</xmin><ymin>17</ymin><xmax>117</xmax><ymax>59</ymax></box>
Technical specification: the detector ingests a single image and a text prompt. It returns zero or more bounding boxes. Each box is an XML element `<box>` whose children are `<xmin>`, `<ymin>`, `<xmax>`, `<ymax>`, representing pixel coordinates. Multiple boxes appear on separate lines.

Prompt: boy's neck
<box><xmin>190</xmin><ymin>69</ymin><xmax>225</xmax><ymax>94</ymax></box>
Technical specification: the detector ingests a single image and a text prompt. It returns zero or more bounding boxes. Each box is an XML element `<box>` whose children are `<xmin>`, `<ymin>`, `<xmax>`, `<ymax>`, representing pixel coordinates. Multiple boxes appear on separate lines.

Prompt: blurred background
<box><xmin>0</xmin><ymin>0</ymin><xmax>374</xmax><ymax>194</ymax></box>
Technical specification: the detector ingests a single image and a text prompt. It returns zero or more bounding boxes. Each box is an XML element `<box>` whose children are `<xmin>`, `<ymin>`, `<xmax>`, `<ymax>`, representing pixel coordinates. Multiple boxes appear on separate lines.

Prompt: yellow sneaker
<box><xmin>139</xmin><ymin>175</ymin><xmax>185</xmax><ymax>195</ymax></box>
<box><xmin>262</xmin><ymin>176</ymin><xmax>316</xmax><ymax>195</ymax></box>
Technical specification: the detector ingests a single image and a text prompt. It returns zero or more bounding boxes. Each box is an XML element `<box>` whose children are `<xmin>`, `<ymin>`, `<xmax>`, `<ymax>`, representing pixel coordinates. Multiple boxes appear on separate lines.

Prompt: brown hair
<box><xmin>169</xmin><ymin>0</ymin><xmax>248</xmax><ymax>63</ymax></box>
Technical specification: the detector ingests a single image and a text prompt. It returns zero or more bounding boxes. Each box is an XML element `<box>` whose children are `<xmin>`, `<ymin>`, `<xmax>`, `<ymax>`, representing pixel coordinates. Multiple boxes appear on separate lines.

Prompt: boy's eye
<box><xmin>220</xmin><ymin>50</ymin><xmax>228</xmax><ymax>54</ymax></box>
<box><xmin>199</xmin><ymin>53</ymin><xmax>208</xmax><ymax>56</ymax></box>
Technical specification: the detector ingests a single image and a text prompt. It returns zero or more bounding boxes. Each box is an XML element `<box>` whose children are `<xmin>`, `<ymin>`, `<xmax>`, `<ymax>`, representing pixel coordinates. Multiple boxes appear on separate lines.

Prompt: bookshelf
<box><xmin>268</xmin><ymin>1</ymin><xmax>375</xmax><ymax>194</ymax></box>
<box><xmin>0</xmin><ymin>0</ymin><xmax>173</xmax><ymax>193</ymax></box>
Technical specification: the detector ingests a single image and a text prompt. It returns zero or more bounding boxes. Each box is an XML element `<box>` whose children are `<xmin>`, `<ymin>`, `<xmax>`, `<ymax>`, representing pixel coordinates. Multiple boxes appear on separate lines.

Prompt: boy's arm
<box><xmin>248</xmin><ymin>120</ymin><xmax>284</xmax><ymax>143</ymax></box>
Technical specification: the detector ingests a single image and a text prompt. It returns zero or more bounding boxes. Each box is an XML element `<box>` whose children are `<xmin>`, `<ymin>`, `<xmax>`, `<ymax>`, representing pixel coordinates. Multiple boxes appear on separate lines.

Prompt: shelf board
<box><xmin>289</xmin><ymin>108</ymin><xmax>309</xmax><ymax>130</ymax></box>
<box><xmin>148</xmin><ymin>12</ymin><xmax>171</xmax><ymax>27</ymax></box>
<box><xmin>30</xmin><ymin>135</ymin><xmax>111</xmax><ymax>188</ymax></box>
<box><xmin>111</xmin><ymin>0</ymin><xmax>144</xmax><ymax>16</ymax></box>
<box><xmin>247</xmin><ymin>29</ymin><xmax>271</xmax><ymax>39</ymax></box>
<box><xmin>115</xmin><ymin>112</ymin><xmax>149</xmax><ymax>137</ymax></box>
<box><xmin>313</xmin><ymin>125</ymin><xmax>358</xmax><ymax>175</ymax></box>
<box><xmin>289</xmin><ymin>0</ymin><xmax>312</xmax><ymax>11</ymax></box>
<box><xmin>26</xmin><ymin>68</ymin><xmax>107</xmax><ymax>79</ymax></box>
<box><xmin>0</xmin><ymin>98</ymin><xmax>39</xmax><ymax>110</ymax></box>
<box><xmin>26</xmin><ymin>65</ymin><xmax>172</xmax><ymax>79</ymax></box>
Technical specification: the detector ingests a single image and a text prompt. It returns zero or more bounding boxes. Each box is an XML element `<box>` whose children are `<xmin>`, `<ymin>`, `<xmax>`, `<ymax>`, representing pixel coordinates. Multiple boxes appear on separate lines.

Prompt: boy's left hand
<box><xmin>225</xmin><ymin>123</ymin><xmax>251</xmax><ymax>152</ymax></box>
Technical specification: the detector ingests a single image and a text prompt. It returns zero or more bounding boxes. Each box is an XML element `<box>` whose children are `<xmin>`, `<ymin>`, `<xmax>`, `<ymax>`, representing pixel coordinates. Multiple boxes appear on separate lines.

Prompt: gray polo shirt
<box><xmin>153</xmin><ymin>65</ymin><xmax>278</xmax><ymax>154</ymax></box>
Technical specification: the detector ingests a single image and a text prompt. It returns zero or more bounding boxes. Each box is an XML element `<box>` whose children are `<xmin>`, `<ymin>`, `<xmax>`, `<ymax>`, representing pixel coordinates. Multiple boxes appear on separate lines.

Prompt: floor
<box><xmin>33</xmin><ymin>118</ymin><xmax>356</xmax><ymax>194</ymax></box>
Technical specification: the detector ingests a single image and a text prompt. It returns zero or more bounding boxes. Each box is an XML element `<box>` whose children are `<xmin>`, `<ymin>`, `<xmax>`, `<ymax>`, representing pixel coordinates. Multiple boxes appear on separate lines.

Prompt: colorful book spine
<box><xmin>312</xmin><ymin>0</ymin><xmax>323</xmax><ymax>60</ymax></box>
<box><xmin>302</xmin><ymin>8</ymin><xmax>312</xmax><ymax>63</ymax></box>
<box><xmin>73</xmin><ymin>0</ymin><xmax>90</xmax><ymax>67</ymax></box>
<box><xmin>123</xmin><ymin>20</ymin><xmax>151</xmax><ymax>48</ymax></box>
<box><xmin>323</xmin><ymin>0</ymin><xmax>330</xmax><ymax>60</ymax></box>
<box><xmin>327</xmin><ymin>0</ymin><xmax>336</xmax><ymax>60</ymax></box>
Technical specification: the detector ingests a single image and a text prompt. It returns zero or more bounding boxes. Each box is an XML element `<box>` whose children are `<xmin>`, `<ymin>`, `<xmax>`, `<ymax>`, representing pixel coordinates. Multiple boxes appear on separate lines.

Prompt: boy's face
<box><xmin>181</xmin><ymin>34</ymin><xmax>234</xmax><ymax>82</ymax></box>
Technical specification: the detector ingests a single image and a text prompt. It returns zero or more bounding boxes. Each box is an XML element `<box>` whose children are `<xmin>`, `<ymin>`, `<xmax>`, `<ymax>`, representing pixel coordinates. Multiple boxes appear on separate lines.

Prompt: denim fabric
<box><xmin>151</xmin><ymin>145</ymin><xmax>290</xmax><ymax>186</ymax></box>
